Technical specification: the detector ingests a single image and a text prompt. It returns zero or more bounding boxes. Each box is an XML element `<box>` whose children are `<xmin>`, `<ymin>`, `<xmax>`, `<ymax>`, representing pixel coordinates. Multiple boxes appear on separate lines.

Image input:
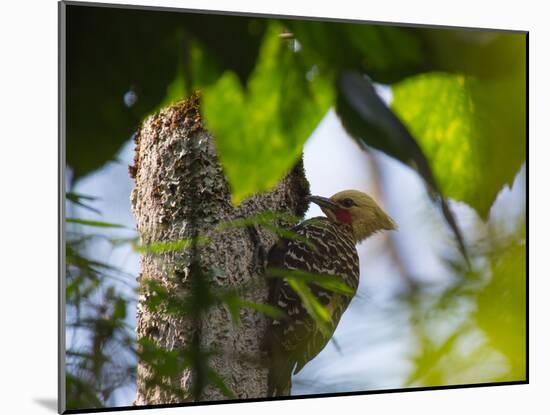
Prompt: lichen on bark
<box><xmin>130</xmin><ymin>95</ymin><xmax>309</xmax><ymax>404</ymax></box>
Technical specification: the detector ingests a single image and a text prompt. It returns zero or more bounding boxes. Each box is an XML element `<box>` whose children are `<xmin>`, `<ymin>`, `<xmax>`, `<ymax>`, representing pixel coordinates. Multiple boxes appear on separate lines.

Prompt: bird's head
<box><xmin>308</xmin><ymin>190</ymin><xmax>396</xmax><ymax>242</ymax></box>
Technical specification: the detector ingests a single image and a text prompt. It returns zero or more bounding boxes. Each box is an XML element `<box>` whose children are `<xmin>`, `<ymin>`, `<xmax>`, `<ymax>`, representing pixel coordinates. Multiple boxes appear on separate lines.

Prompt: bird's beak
<box><xmin>307</xmin><ymin>195</ymin><xmax>339</xmax><ymax>211</ymax></box>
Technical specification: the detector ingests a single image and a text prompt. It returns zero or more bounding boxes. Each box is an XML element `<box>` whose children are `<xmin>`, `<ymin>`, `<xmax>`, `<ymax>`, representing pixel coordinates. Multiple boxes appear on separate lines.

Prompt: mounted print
<box><xmin>59</xmin><ymin>1</ymin><xmax>528</xmax><ymax>413</ymax></box>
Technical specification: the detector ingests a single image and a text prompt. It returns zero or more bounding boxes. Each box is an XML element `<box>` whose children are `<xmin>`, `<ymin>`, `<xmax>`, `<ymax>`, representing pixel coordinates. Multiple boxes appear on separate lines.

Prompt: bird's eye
<box><xmin>341</xmin><ymin>198</ymin><xmax>354</xmax><ymax>208</ymax></box>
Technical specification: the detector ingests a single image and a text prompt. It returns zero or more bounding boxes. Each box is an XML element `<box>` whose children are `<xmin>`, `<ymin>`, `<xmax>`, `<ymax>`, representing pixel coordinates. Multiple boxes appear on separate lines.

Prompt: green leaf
<box><xmin>222</xmin><ymin>294</ymin><xmax>242</xmax><ymax>325</ymax></box>
<box><xmin>406</xmin><ymin>231</ymin><xmax>526</xmax><ymax>387</ymax></box>
<box><xmin>159</xmin><ymin>65</ymin><xmax>188</xmax><ymax>109</ymax></box>
<box><xmin>141</xmin><ymin>279</ymin><xmax>170</xmax><ymax>313</ymax></box>
<box><xmin>268</xmin><ymin>268</ymin><xmax>354</xmax><ymax>296</ymax></box>
<box><xmin>476</xmin><ymin>241</ymin><xmax>526</xmax><ymax>380</ymax></box>
<box><xmin>391</xmin><ymin>71</ymin><xmax>526</xmax><ymax>219</ymax></box>
<box><xmin>207</xmin><ymin>368</ymin><xmax>237</xmax><ymax>399</ymax></box>
<box><xmin>216</xmin><ymin>211</ymin><xmax>301</xmax><ymax>230</ymax></box>
<box><xmin>66</xmin><ymin>218</ymin><xmax>126</xmax><ymax>229</ymax></box>
<box><xmin>137</xmin><ymin>337</ymin><xmax>183</xmax><ymax>378</ymax></box>
<box><xmin>269</xmin><ymin>267</ymin><xmax>356</xmax><ymax>336</ymax></box>
<box><xmin>202</xmin><ymin>22</ymin><xmax>334</xmax><ymax>204</ymax></box>
<box><xmin>66</xmin><ymin>373</ymin><xmax>104</xmax><ymax>409</ymax></box>
<box><xmin>261</xmin><ymin>224</ymin><xmax>316</xmax><ymax>251</ymax></box>
<box><xmin>291</xmin><ymin>22</ymin><xmax>524</xmax><ymax>85</ymax></box>
<box><xmin>286</xmin><ymin>277</ymin><xmax>331</xmax><ymax>337</ymax></box>
<box><xmin>418</xmin><ymin>30</ymin><xmax>527</xmax><ymax>80</ymax></box>
<box><xmin>112</xmin><ymin>298</ymin><xmax>127</xmax><ymax>320</ymax></box>
<box><xmin>134</xmin><ymin>236</ymin><xmax>209</xmax><ymax>254</ymax></box>
<box><xmin>239</xmin><ymin>299</ymin><xmax>286</xmax><ymax>320</ymax></box>
<box><xmin>216</xmin><ymin>211</ymin><xmax>314</xmax><ymax>249</ymax></box>
<box><xmin>108</xmin><ymin>236</ymin><xmax>140</xmax><ymax>247</ymax></box>
<box><xmin>221</xmin><ymin>292</ymin><xmax>286</xmax><ymax>325</ymax></box>
<box><xmin>66</xmin><ymin>192</ymin><xmax>101</xmax><ymax>215</ymax></box>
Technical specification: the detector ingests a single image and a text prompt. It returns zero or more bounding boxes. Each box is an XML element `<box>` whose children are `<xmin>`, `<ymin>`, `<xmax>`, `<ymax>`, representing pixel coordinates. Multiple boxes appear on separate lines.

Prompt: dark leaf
<box><xmin>66</xmin><ymin>192</ymin><xmax>101</xmax><ymax>214</ymax></box>
<box><xmin>336</xmin><ymin>70</ymin><xmax>469</xmax><ymax>264</ymax></box>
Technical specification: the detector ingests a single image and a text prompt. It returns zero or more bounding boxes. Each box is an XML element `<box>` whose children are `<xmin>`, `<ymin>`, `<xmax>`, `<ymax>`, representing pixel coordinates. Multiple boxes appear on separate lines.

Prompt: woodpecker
<box><xmin>265</xmin><ymin>190</ymin><xmax>395</xmax><ymax>396</ymax></box>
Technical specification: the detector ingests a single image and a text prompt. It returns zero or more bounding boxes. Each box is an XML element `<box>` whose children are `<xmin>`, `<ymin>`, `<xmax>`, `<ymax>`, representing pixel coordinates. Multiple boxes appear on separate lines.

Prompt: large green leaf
<box><xmin>476</xmin><ymin>241</ymin><xmax>526</xmax><ymax>380</ymax></box>
<box><xmin>202</xmin><ymin>23</ymin><xmax>334</xmax><ymax>204</ymax></box>
<box><xmin>391</xmin><ymin>70</ymin><xmax>526</xmax><ymax>219</ymax></box>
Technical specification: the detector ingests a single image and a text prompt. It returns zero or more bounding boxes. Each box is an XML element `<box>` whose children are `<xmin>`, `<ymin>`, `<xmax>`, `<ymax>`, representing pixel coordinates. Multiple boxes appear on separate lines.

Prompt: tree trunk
<box><xmin>130</xmin><ymin>96</ymin><xmax>309</xmax><ymax>404</ymax></box>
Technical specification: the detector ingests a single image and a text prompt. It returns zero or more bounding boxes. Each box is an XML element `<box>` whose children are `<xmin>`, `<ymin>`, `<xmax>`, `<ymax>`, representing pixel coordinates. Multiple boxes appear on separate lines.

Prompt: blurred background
<box><xmin>64</xmin><ymin>3</ymin><xmax>526</xmax><ymax>409</ymax></box>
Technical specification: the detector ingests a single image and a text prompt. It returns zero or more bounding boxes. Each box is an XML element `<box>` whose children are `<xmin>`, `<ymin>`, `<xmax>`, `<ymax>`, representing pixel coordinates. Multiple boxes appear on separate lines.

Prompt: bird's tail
<box><xmin>267</xmin><ymin>353</ymin><xmax>293</xmax><ymax>397</ymax></box>
<box><xmin>264</xmin><ymin>326</ymin><xmax>293</xmax><ymax>397</ymax></box>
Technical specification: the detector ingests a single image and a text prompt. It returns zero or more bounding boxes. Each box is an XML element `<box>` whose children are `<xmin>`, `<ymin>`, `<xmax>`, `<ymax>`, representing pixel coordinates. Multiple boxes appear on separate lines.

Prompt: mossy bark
<box><xmin>130</xmin><ymin>96</ymin><xmax>309</xmax><ymax>404</ymax></box>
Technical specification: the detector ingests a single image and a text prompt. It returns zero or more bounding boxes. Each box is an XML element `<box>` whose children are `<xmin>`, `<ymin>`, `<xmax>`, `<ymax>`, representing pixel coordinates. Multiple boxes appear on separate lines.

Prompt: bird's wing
<box><xmin>267</xmin><ymin>218</ymin><xmax>359</xmax><ymax>381</ymax></box>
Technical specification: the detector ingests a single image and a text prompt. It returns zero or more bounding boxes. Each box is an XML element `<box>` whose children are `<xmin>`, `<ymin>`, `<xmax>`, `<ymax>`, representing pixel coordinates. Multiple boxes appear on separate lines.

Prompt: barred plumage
<box><xmin>265</xmin><ymin>190</ymin><xmax>395</xmax><ymax>397</ymax></box>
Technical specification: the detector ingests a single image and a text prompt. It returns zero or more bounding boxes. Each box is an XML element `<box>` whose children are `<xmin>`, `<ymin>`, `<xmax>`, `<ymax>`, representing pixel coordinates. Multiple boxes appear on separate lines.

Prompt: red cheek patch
<box><xmin>335</xmin><ymin>209</ymin><xmax>352</xmax><ymax>224</ymax></box>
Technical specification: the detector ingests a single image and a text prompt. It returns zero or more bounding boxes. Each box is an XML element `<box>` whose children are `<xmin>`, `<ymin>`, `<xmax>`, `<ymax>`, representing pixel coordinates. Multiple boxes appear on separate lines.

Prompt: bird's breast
<box><xmin>284</xmin><ymin>218</ymin><xmax>360</xmax><ymax>291</ymax></box>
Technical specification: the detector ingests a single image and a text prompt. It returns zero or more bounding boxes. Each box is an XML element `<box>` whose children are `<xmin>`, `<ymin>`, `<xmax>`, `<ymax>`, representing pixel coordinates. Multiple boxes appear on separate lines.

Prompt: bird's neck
<box><xmin>323</xmin><ymin>218</ymin><xmax>355</xmax><ymax>243</ymax></box>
